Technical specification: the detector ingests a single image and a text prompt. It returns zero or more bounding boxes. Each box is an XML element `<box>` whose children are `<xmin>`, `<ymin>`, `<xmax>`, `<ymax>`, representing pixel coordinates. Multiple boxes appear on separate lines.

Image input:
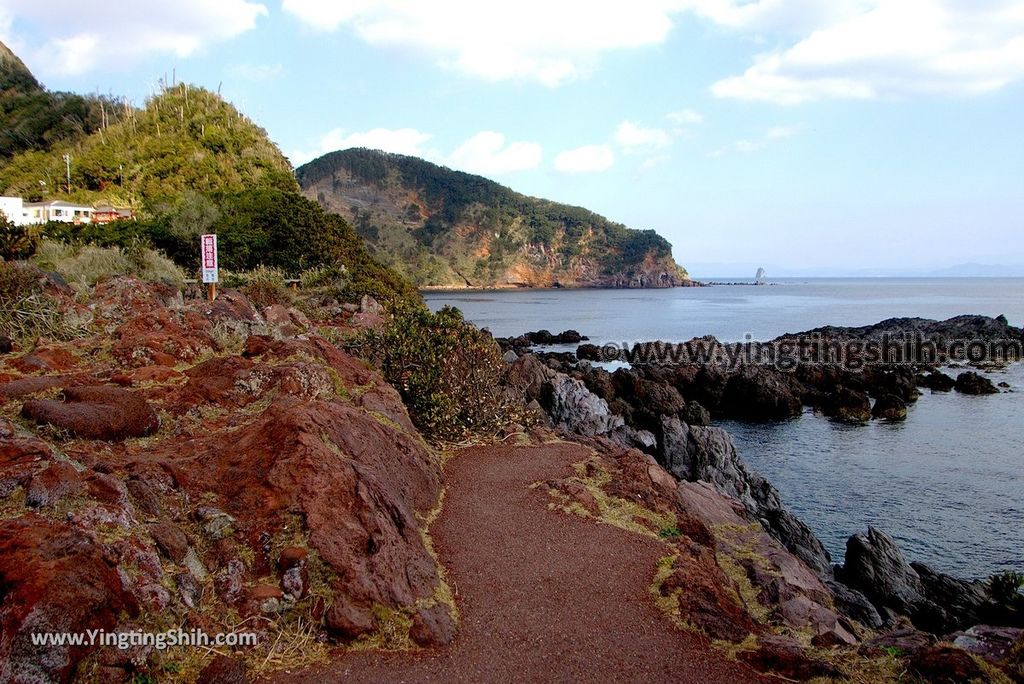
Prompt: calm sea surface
<box><xmin>426</xmin><ymin>278</ymin><xmax>1024</xmax><ymax>578</ymax></box>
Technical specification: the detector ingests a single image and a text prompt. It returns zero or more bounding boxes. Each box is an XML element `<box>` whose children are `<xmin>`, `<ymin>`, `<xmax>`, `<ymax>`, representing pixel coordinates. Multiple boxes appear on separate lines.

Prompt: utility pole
<box><xmin>63</xmin><ymin>154</ymin><xmax>71</xmax><ymax>193</ymax></box>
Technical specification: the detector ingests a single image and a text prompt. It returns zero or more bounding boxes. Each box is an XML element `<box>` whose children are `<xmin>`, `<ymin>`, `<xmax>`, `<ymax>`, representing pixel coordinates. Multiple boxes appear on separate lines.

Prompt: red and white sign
<box><xmin>200</xmin><ymin>234</ymin><xmax>218</xmax><ymax>283</ymax></box>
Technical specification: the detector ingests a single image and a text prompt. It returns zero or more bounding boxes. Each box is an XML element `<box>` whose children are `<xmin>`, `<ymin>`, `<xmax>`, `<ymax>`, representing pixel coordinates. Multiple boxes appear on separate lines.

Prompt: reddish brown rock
<box><xmin>409</xmin><ymin>605</ymin><xmax>457</xmax><ymax>646</ymax></box>
<box><xmin>25</xmin><ymin>460</ymin><xmax>85</xmax><ymax>507</ymax></box>
<box><xmin>910</xmin><ymin>645</ymin><xmax>986</xmax><ymax>683</ymax></box>
<box><xmin>196</xmin><ymin>655</ymin><xmax>249</xmax><ymax>684</ymax></box>
<box><xmin>0</xmin><ymin>515</ymin><xmax>139</xmax><ymax>683</ymax></box>
<box><xmin>111</xmin><ymin>309</ymin><xmax>217</xmax><ymax>368</ymax></box>
<box><xmin>150</xmin><ymin>521</ymin><xmax>190</xmax><ymax>563</ymax></box>
<box><xmin>22</xmin><ymin>386</ymin><xmax>160</xmax><ymax>440</ymax></box>
<box><xmin>9</xmin><ymin>346</ymin><xmax>80</xmax><ymax>374</ymax></box>
<box><xmin>738</xmin><ymin>634</ymin><xmax>842</xmax><ymax>681</ymax></box>
<box><xmin>324</xmin><ymin>597</ymin><xmax>376</xmax><ymax>640</ymax></box>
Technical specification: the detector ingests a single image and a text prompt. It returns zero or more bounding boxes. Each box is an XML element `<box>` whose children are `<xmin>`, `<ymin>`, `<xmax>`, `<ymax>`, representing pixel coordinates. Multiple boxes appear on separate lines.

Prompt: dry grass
<box><xmin>31</xmin><ymin>239</ymin><xmax>184</xmax><ymax>287</ymax></box>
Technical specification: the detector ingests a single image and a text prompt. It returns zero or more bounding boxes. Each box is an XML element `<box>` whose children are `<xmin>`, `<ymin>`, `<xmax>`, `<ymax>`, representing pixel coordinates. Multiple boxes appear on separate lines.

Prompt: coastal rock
<box><xmin>575</xmin><ymin>343</ymin><xmax>602</xmax><ymax>361</ymax></box>
<box><xmin>542</xmin><ymin>375</ymin><xmax>624</xmax><ymax>437</ymax></box>
<box><xmin>720</xmin><ymin>366</ymin><xmax>803</xmax><ymax>420</ymax></box>
<box><xmin>0</xmin><ymin>336</ymin><xmax>13</xmax><ymax>354</ymax></box>
<box><xmin>922</xmin><ymin>370</ymin><xmax>956</xmax><ymax>392</ymax></box>
<box><xmin>657</xmin><ymin>416</ymin><xmax>833</xmax><ymax>577</ymax></box>
<box><xmin>196</xmin><ymin>656</ymin><xmax>248</xmax><ymax>684</ymax></box>
<box><xmin>820</xmin><ymin>387</ymin><xmax>871</xmax><ymax>423</ymax></box>
<box><xmin>955</xmin><ymin>371</ymin><xmax>999</xmax><ymax>395</ymax></box>
<box><xmin>838</xmin><ymin>527</ymin><xmax>990</xmax><ymax>633</ymax></box>
<box><xmin>872</xmin><ymin>393</ymin><xmax>908</xmax><ymax>421</ymax></box>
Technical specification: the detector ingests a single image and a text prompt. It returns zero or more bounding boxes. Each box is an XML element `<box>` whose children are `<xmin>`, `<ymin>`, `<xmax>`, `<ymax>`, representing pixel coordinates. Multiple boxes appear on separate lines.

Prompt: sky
<box><xmin>2</xmin><ymin>0</ymin><xmax>1023</xmax><ymax>276</ymax></box>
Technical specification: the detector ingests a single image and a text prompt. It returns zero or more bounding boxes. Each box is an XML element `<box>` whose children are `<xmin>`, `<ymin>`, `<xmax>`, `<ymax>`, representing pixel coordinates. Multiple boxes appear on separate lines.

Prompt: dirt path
<box><xmin>273</xmin><ymin>442</ymin><xmax>766</xmax><ymax>683</ymax></box>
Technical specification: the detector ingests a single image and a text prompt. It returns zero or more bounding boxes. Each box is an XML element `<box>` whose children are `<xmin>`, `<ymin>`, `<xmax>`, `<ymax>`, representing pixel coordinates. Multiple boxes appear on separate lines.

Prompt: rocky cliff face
<box><xmin>296</xmin><ymin>148</ymin><xmax>690</xmax><ymax>289</ymax></box>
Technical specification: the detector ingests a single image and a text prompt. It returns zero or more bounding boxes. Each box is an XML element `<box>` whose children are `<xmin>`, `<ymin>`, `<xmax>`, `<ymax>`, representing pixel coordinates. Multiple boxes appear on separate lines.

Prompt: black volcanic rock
<box><xmin>954</xmin><ymin>371</ymin><xmax>999</xmax><ymax>395</ymax></box>
<box><xmin>871</xmin><ymin>393</ymin><xmax>907</xmax><ymax>421</ymax></box>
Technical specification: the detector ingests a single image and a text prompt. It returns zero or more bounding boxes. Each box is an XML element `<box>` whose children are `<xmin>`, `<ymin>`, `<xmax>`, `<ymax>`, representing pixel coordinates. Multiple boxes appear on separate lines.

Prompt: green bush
<box><xmin>353</xmin><ymin>304</ymin><xmax>527</xmax><ymax>441</ymax></box>
<box><xmin>300</xmin><ymin>263</ymin><xmax>347</xmax><ymax>290</ymax></box>
<box><xmin>240</xmin><ymin>265</ymin><xmax>292</xmax><ymax>309</ymax></box>
<box><xmin>991</xmin><ymin>570</ymin><xmax>1024</xmax><ymax>606</ymax></box>
<box><xmin>0</xmin><ymin>215</ymin><xmax>37</xmax><ymax>260</ymax></box>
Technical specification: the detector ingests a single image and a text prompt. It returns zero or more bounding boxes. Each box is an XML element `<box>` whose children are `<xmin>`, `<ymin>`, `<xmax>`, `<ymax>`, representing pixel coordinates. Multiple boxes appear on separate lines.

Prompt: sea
<box><xmin>425</xmin><ymin>278</ymin><xmax>1024</xmax><ymax>579</ymax></box>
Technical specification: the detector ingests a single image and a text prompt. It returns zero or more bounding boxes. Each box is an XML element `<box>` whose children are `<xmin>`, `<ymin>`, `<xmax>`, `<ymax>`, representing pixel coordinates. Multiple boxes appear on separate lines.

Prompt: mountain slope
<box><xmin>0</xmin><ymin>40</ymin><xmax>121</xmax><ymax>161</ymax></box>
<box><xmin>297</xmin><ymin>148</ymin><xmax>690</xmax><ymax>289</ymax></box>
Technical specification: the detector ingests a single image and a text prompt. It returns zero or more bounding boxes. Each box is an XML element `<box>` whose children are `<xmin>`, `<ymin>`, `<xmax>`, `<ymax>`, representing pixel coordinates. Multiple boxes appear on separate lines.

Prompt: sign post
<box><xmin>200</xmin><ymin>234</ymin><xmax>218</xmax><ymax>301</ymax></box>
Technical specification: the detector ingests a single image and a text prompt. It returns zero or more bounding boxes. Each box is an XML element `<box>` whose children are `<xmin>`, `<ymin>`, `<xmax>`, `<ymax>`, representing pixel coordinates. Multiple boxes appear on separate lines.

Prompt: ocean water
<box><xmin>425</xmin><ymin>278</ymin><xmax>1024</xmax><ymax>579</ymax></box>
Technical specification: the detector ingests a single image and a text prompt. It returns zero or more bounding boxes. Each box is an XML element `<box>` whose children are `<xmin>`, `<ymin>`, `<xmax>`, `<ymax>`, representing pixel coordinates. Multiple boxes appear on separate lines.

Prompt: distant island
<box><xmin>297</xmin><ymin>148</ymin><xmax>691</xmax><ymax>289</ymax></box>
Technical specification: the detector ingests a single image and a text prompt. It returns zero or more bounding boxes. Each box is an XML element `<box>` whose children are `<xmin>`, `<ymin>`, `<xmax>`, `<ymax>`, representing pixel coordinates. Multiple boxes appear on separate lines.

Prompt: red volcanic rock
<box><xmin>150</xmin><ymin>521</ymin><xmax>190</xmax><ymax>563</ymax></box>
<box><xmin>25</xmin><ymin>460</ymin><xmax>85</xmax><ymax>507</ymax></box>
<box><xmin>111</xmin><ymin>309</ymin><xmax>217</xmax><ymax>368</ymax></box>
<box><xmin>110</xmin><ymin>366</ymin><xmax>182</xmax><ymax>387</ymax></box>
<box><xmin>8</xmin><ymin>346</ymin><xmax>80</xmax><ymax>374</ymax></box>
<box><xmin>0</xmin><ymin>432</ymin><xmax>52</xmax><ymax>496</ymax></box>
<box><xmin>910</xmin><ymin>645</ymin><xmax>986</xmax><ymax>683</ymax></box>
<box><xmin>22</xmin><ymin>386</ymin><xmax>160</xmax><ymax>441</ymax></box>
<box><xmin>0</xmin><ymin>374</ymin><xmax>85</xmax><ymax>399</ymax></box>
<box><xmin>0</xmin><ymin>515</ymin><xmax>139</xmax><ymax>684</ymax></box>
<box><xmin>157</xmin><ymin>395</ymin><xmax>444</xmax><ymax>638</ymax></box>
<box><xmin>658</xmin><ymin>540</ymin><xmax>757</xmax><ymax>642</ymax></box>
<box><xmin>410</xmin><ymin>605</ymin><xmax>457</xmax><ymax>646</ymax></box>
<box><xmin>325</xmin><ymin>596</ymin><xmax>376</xmax><ymax>640</ymax></box>
<box><xmin>196</xmin><ymin>655</ymin><xmax>248</xmax><ymax>684</ymax></box>
<box><xmin>739</xmin><ymin>634</ymin><xmax>842</xmax><ymax>681</ymax></box>
<box><xmin>205</xmin><ymin>290</ymin><xmax>262</xmax><ymax>324</ymax></box>
<box><xmin>92</xmin><ymin>278</ymin><xmax>182</xmax><ymax>321</ymax></box>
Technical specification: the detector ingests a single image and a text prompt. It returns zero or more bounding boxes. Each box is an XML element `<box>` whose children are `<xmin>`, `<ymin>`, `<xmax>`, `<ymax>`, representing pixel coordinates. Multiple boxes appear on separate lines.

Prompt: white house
<box><xmin>22</xmin><ymin>200</ymin><xmax>95</xmax><ymax>225</ymax></box>
<box><xmin>0</xmin><ymin>196</ymin><xmax>28</xmax><ymax>226</ymax></box>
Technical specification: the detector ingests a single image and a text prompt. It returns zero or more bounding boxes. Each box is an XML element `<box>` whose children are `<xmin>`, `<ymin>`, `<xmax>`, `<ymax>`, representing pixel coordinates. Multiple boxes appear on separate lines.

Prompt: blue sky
<box><xmin>3</xmin><ymin>1</ymin><xmax>1023</xmax><ymax>276</ymax></box>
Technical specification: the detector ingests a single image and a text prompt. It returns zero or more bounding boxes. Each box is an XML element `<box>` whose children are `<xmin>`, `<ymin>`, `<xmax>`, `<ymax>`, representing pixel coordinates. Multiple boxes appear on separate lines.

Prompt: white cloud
<box><xmin>613</xmin><ymin>120</ymin><xmax>672</xmax><ymax>151</ymax></box>
<box><xmin>554</xmin><ymin>145</ymin><xmax>615</xmax><ymax>173</ymax></box>
<box><xmin>281</xmin><ymin>0</ymin><xmax>676</xmax><ymax>86</ymax></box>
<box><xmin>704</xmin><ymin>0</ymin><xmax>1024</xmax><ymax>103</ymax></box>
<box><xmin>666</xmin><ymin>108</ymin><xmax>703</xmax><ymax>125</ymax></box>
<box><xmin>290</xmin><ymin>127</ymin><xmax>432</xmax><ymax>165</ymax></box>
<box><xmin>447</xmin><ymin>131</ymin><xmax>542</xmax><ymax>174</ymax></box>
<box><xmin>1</xmin><ymin>0</ymin><xmax>267</xmax><ymax>76</ymax></box>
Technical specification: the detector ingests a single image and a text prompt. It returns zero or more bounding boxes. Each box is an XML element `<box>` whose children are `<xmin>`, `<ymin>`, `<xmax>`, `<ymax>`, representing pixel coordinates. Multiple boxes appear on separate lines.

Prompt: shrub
<box><xmin>0</xmin><ymin>261</ymin><xmax>88</xmax><ymax>343</ymax></box>
<box><xmin>0</xmin><ymin>215</ymin><xmax>37</xmax><ymax>260</ymax></box>
<box><xmin>991</xmin><ymin>570</ymin><xmax>1024</xmax><ymax>606</ymax></box>
<box><xmin>30</xmin><ymin>238</ymin><xmax>183</xmax><ymax>287</ymax></box>
<box><xmin>241</xmin><ymin>266</ymin><xmax>292</xmax><ymax>309</ymax></box>
<box><xmin>300</xmin><ymin>263</ymin><xmax>347</xmax><ymax>290</ymax></box>
<box><xmin>353</xmin><ymin>304</ymin><xmax>528</xmax><ymax>441</ymax></box>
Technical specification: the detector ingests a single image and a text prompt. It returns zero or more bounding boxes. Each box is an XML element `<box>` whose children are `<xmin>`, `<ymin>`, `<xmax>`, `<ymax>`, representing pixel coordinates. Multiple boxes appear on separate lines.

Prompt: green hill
<box><xmin>297</xmin><ymin>148</ymin><xmax>690</xmax><ymax>289</ymax></box>
<box><xmin>0</xmin><ymin>54</ymin><xmax>296</xmax><ymax>207</ymax></box>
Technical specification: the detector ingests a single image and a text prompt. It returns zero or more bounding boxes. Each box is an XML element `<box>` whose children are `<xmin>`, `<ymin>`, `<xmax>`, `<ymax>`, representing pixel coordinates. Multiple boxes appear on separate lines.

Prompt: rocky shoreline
<box><xmin>499</xmin><ymin>318</ymin><xmax>1023</xmax><ymax>656</ymax></box>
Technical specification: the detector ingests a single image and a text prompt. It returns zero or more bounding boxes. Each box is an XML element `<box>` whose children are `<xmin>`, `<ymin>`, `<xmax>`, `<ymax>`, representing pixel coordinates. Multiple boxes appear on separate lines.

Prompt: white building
<box><xmin>0</xmin><ymin>196</ymin><xmax>28</xmax><ymax>225</ymax></box>
<box><xmin>22</xmin><ymin>200</ymin><xmax>95</xmax><ymax>225</ymax></box>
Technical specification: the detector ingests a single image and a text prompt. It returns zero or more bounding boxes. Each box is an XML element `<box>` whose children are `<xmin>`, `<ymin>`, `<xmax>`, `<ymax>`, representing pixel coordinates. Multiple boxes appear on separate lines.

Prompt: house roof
<box><xmin>23</xmin><ymin>200</ymin><xmax>94</xmax><ymax>210</ymax></box>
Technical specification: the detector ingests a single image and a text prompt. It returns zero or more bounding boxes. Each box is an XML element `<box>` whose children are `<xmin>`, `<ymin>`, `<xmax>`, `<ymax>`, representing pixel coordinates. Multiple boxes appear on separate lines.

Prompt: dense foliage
<box><xmin>44</xmin><ymin>189</ymin><xmax>418</xmax><ymax>307</ymax></box>
<box><xmin>297</xmin><ymin>148</ymin><xmax>686</xmax><ymax>286</ymax></box>
<box><xmin>353</xmin><ymin>304</ymin><xmax>528</xmax><ymax>440</ymax></box>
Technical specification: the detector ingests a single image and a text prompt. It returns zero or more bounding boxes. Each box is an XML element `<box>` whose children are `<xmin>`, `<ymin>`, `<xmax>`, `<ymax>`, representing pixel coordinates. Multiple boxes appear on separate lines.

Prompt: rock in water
<box><xmin>954</xmin><ymin>371</ymin><xmax>999</xmax><ymax>395</ymax></box>
<box><xmin>871</xmin><ymin>393</ymin><xmax>908</xmax><ymax>421</ymax></box>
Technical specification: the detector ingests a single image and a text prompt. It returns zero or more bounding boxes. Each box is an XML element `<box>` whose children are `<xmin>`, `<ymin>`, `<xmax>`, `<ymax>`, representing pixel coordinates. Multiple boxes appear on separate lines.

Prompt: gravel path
<box><xmin>273</xmin><ymin>442</ymin><xmax>766</xmax><ymax>683</ymax></box>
